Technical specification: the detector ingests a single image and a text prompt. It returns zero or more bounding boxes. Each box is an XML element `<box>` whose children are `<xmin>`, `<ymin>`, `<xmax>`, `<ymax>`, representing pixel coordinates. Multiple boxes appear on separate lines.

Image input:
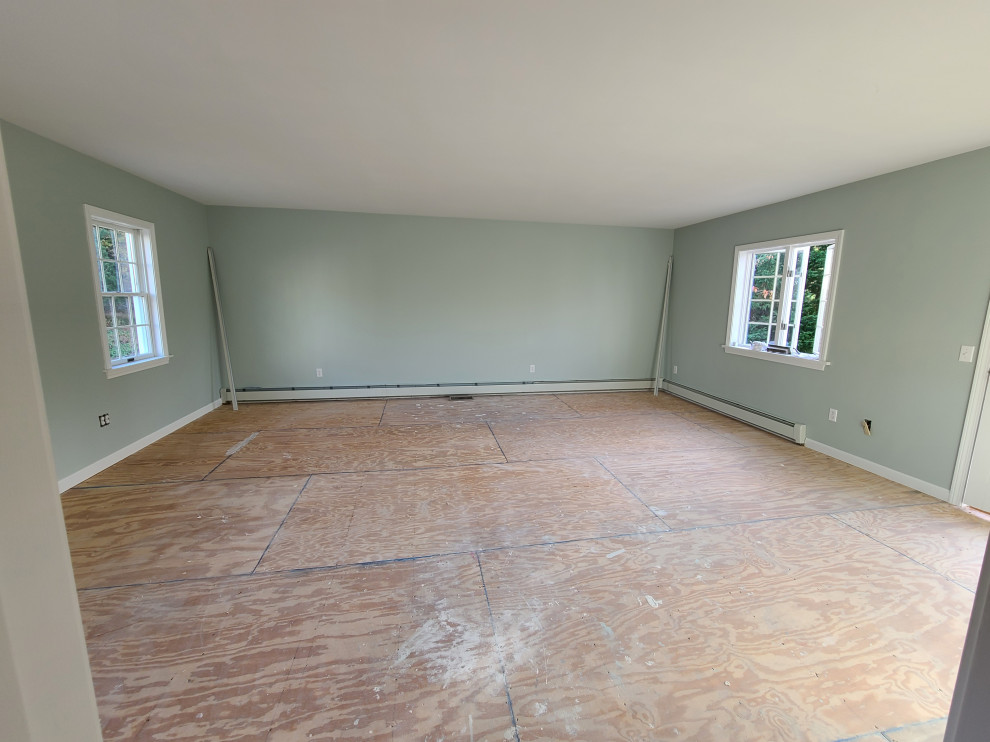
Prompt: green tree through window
<box><xmin>796</xmin><ymin>245</ymin><xmax>827</xmax><ymax>355</ymax></box>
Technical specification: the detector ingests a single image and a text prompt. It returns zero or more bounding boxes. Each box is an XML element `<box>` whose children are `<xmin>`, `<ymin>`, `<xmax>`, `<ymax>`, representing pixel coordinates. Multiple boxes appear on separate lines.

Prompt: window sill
<box><xmin>105</xmin><ymin>355</ymin><xmax>170</xmax><ymax>379</ymax></box>
<box><xmin>723</xmin><ymin>345</ymin><xmax>828</xmax><ymax>370</ymax></box>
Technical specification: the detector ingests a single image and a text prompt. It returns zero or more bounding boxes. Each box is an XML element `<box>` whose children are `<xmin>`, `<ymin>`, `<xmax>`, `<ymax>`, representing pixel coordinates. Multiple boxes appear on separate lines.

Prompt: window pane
<box><xmin>118</xmin><ymin>262</ymin><xmax>136</xmax><ymax>293</ymax></box>
<box><xmin>102</xmin><ymin>297</ymin><xmax>113</xmax><ymax>327</ymax></box>
<box><xmin>98</xmin><ymin>227</ymin><xmax>116</xmax><ymax>260</ymax></box>
<box><xmin>115</xmin><ymin>230</ymin><xmax>135</xmax><ymax>262</ymax></box>
<box><xmin>748</xmin><ymin>300</ymin><xmax>772</xmax><ymax>323</ymax></box>
<box><xmin>117</xmin><ymin>327</ymin><xmax>135</xmax><ymax>358</ymax></box>
<box><xmin>132</xmin><ymin>296</ymin><xmax>149</xmax><ymax>325</ymax></box>
<box><xmin>106</xmin><ymin>329</ymin><xmax>120</xmax><ymax>360</ymax></box>
<box><xmin>771</xmin><ymin>299</ymin><xmax>780</xmax><ymax>326</ymax></box>
<box><xmin>753</xmin><ymin>252</ymin><xmax>781</xmax><ymax>277</ymax></box>
<box><xmin>747</xmin><ymin>323</ymin><xmax>769</xmax><ymax>344</ymax></box>
<box><xmin>114</xmin><ymin>296</ymin><xmax>133</xmax><ymax>327</ymax></box>
<box><xmin>751</xmin><ymin>276</ymin><xmax>776</xmax><ymax>300</ymax></box>
<box><xmin>136</xmin><ymin>325</ymin><xmax>153</xmax><ymax>356</ymax></box>
<box><xmin>101</xmin><ymin>261</ymin><xmax>119</xmax><ymax>293</ymax></box>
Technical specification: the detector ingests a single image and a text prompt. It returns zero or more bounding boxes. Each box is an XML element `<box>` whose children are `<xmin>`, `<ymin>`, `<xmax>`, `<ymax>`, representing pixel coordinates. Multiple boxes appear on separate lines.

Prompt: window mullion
<box><xmin>773</xmin><ymin>249</ymin><xmax>788</xmax><ymax>346</ymax></box>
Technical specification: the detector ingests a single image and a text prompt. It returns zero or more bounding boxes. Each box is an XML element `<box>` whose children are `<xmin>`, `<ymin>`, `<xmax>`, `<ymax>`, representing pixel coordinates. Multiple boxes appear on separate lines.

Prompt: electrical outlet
<box><xmin>828</xmin><ymin>408</ymin><xmax>838</xmax><ymax>423</ymax></box>
<box><xmin>98</xmin><ymin>413</ymin><xmax>110</xmax><ymax>428</ymax></box>
<box><xmin>862</xmin><ymin>419</ymin><xmax>872</xmax><ymax>435</ymax></box>
<box><xmin>530</xmin><ymin>364</ymin><xmax>536</xmax><ymax>373</ymax></box>
<box><xmin>673</xmin><ymin>365</ymin><xmax>678</xmax><ymax>374</ymax></box>
<box><xmin>316</xmin><ymin>368</ymin><xmax>323</xmax><ymax>378</ymax></box>
<box><xmin>960</xmin><ymin>345</ymin><xmax>976</xmax><ymax>363</ymax></box>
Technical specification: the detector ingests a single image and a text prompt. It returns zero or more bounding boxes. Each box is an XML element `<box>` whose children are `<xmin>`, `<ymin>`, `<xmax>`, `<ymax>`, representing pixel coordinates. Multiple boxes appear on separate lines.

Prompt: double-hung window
<box><xmin>85</xmin><ymin>206</ymin><xmax>169</xmax><ymax>378</ymax></box>
<box><xmin>724</xmin><ymin>230</ymin><xmax>842</xmax><ymax>370</ymax></box>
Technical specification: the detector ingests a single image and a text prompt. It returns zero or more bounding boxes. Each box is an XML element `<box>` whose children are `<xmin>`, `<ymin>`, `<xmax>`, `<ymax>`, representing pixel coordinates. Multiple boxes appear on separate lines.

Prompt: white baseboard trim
<box><xmin>225</xmin><ymin>379</ymin><xmax>652</xmax><ymax>402</ymax></box>
<box><xmin>805</xmin><ymin>438</ymin><xmax>950</xmax><ymax>502</ymax></box>
<box><xmin>58</xmin><ymin>398</ymin><xmax>222</xmax><ymax>493</ymax></box>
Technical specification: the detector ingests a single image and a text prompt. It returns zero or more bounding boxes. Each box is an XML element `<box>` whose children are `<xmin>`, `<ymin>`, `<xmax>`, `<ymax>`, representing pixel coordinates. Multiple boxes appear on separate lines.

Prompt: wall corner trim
<box><xmin>805</xmin><ymin>438</ymin><xmax>950</xmax><ymax>502</ymax></box>
<box><xmin>57</xmin><ymin>398</ymin><xmax>222</xmax><ymax>493</ymax></box>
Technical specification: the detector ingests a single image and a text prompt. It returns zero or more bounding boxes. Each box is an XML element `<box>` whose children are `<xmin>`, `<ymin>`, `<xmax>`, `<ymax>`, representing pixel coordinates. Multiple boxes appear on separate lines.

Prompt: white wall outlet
<box><xmin>98</xmin><ymin>412</ymin><xmax>110</xmax><ymax>428</ymax></box>
<box><xmin>828</xmin><ymin>408</ymin><xmax>838</xmax><ymax>422</ymax></box>
<box><xmin>529</xmin><ymin>364</ymin><xmax>536</xmax><ymax>373</ymax></box>
<box><xmin>316</xmin><ymin>368</ymin><xmax>323</xmax><ymax>378</ymax></box>
<box><xmin>673</xmin><ymin>365</ymin><xmax>678</xmax><ymax>374</ymax></box>
<box><xmin>960</xmin><ymin>345</ymin><xmax>976</xmax><ymax>363</ymax></box>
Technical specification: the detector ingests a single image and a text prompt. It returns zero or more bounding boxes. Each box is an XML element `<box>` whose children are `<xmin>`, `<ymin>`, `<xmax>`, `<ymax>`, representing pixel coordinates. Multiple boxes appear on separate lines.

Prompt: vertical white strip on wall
<box><xmin>0</xmin><ymin>130</ymin><xmax>103</xmax><ymax>740</ymax></box>
<box><xmin>652</xmin><ymin>256</ymin><xmax>673</xmax><ymax>395</ymax></box>
<box><xmin>208</xmin><ymin>246</ymin><xmax>238</xmax><ymax>410</ymax></box>
<box><xmin>949</xmin><ymin>293</ymin><xmax>990</xmax><ymax>505</ymax></box>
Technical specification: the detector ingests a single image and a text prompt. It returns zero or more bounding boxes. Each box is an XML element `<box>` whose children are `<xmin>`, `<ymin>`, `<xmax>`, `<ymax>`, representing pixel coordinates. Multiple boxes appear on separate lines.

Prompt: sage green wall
<box><xmin>207</xmin><ymin>207</ymin><xmax>672</xmax><ymax>388</ymax></box>
<box><xmin>1</xmin><ymin>122</ymin><xmax>219</xmax><ymax>481</ymax></box>
<box><xmin>669</xmin><ymin>146</ymin><xmax>990</xmax><ymax>491</ymax></box>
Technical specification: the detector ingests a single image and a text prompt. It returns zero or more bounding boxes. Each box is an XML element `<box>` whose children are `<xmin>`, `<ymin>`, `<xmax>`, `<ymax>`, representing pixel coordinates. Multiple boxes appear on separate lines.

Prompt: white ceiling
<box><xmin>2</xmin><ymin>1</ymin><xmax>989</xmax><ymax>228</ymax></box>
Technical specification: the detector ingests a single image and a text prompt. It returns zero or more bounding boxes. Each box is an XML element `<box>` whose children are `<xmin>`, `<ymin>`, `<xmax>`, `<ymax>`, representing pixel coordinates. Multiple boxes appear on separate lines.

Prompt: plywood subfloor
<box><xmin>67</xmin><ymin>391</ymin><xmax>989</xmax><ymax>741</ymax></box>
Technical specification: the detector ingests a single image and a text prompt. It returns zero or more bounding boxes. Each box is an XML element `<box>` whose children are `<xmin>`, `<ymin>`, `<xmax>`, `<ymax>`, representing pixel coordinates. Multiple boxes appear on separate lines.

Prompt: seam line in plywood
<box><xmin>75</xmin><ymin>505</ymin><xmax>942</xmax><ymax>592</ymax></box>
<box><xmin>827</xmin><ymin>513</ymin><xmax>976</xmax><ymax>594</ymax></box>
<box><xmin>486</xmin><ymin>421</ymin><xmax>509</xmax><ymax>463</ymax></box>
<box><xmin>593</xmin><ymin>456</ymin><xmax>673</xmax><ymax>530</ymax></box>
<box><xmin>474</xmin><ymin>552</ymin><xmax>521</xmax><ymax>742</ymax></box>
<box><xmin>251</xmin><ymin>474</ymin><xmax>311</xmax><ymax>574</ymax></box>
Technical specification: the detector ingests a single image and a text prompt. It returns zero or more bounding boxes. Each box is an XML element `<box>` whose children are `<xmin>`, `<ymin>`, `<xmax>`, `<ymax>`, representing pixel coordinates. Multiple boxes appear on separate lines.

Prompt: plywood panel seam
<box><xmin>201</xmin><ymin>444</ymin><xmax>240</xmax><ymax>480</ymax></box>
<box><xmin>474</xmin><ymin>551</ymin><xmax>522</xmax><ymax>742</ymax></box>
<box><xmin>251</xmin><ymin>474</ymin><xmax>312</xmax><ymax>574</ymax></box>
<box><xmin>826</xmin><ymin>513</ymin><xmax>978</xmax><ymax>594</ymax></box>
<box><xmin>594</xmin><ymin>456</ymin><xmax>673</xmax><ymax>530</ymax></box>
<box><xmin>211</xmin><ymin>458</ymin><xmax>530</xmax><ymax>482</ymax></box>
<box><xmin>259</xmin><ymin>529</ymin><xmax>678</xmax><ymax>580</ymax></box>
<box><xmin>486</xmin><ymin>420</ymin><xmax>509</xmax><ymax>463</ymax></box>
<box><xmin>655</xmin><ymin>503</ymin><xmax>940</xmax><ymax>536</ymax></box>
<box><xmin>552</xmin><ymin>392</ymin><xmax>582</xmax><ymax>415</ymax></box>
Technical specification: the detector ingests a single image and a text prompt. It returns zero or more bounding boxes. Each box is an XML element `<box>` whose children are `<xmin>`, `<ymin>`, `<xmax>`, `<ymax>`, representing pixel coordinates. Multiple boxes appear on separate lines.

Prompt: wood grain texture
<box><xmin>207</xmin><ymin>423</ymin><xmax>505</xmax><ymax>479</ymax></box>
<box><xmin>181</xmin><ymin>399</ymin><xmax>386</xmax><ymax>433</ymax></box>
<box><xmin>834</xmin><ymin>503</ymin><xmax>990</xmax><ymax>590</ymax></box>
<box><xmin>601</xmin><ymin>448</ymin><xmax>932</xmax><ymax>529</ymax></box>
<box><xmin>79</xmin><ymin>432</ymin><xmax>250</xmax><ymax>486</ymax></box>
<box><xmin>481</xmin><ymin>517</ymin><xmax>974</xmax><ymax>742</ymax></box>
<box><xmin>65</xmin><ymin>393</ymin><xmax>981</xmax><ymax>741</ymax></box>
<box><xmin>381</xmin><ymin>393</ymin><xmax>578</xmax><ymax>425</ymax></box>
<box><xmin>63</xmin><ymin>477</ymin><xmax>306</xmax><ymax>588</ymax></box>
<box><xmin>557</xmin><ymin>390</ymin><xmax>702</xmax><ymax>416</ymax></box>
<box><xmin>491</xmin><ymin>414</ymin><xmax>740</xmax><ymax>461</ymax></box>
<box><xmin>257</xmin><ymin>459</ymin><xmax>666</xmax><ymax>572</ymax></box>
<box><xmin>79</xmin><ymin>556</ymin><xmax>514</xmax><ymax>741</ymax></box>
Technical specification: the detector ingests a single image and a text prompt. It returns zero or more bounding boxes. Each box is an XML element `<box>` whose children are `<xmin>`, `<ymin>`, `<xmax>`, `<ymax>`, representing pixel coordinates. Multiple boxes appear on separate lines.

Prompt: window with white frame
<box><xmin>84</xmin><ymin>206</ymin><xmax>169</xmax><ymax>378</ymax></box>
<box><xmin>724</xmin><ymin>230</ymin><xmax>842</xmax><ymax>370</ymax></box>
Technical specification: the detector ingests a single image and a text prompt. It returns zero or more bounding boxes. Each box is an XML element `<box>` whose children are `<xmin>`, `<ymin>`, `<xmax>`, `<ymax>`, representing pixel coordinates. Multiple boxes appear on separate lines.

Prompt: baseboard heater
<box><xmin>222</xmin><ymin>378</ymin><xmax>653</xmax><ymax>403</ymax></box>
<box><xmin>662</xmin><ymin>380</ymin><xmax>807</xmax><ymax>444</ymax></box>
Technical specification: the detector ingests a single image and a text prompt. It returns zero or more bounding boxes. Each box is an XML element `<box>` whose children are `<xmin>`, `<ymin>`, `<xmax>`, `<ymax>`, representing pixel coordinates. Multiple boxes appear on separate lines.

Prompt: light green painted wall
<box><xmin>207</xmin><ymin>207</ymin><xmax>672</xmax><ymax>388</ymax></box>
<box><xmin>669</xmin><ymin>146</ymin><xmax>990</xmax><ymax>490</ymax></box>
<box><xmin>1</xmin><ymin>122</ymin><xmax>220</xmax><ymax>481</ymax></box>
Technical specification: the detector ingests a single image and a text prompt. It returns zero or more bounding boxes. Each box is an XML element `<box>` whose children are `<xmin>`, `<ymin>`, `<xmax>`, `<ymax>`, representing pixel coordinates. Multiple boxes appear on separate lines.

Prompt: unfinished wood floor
<box><xmin>64</xmin><ymin>392</ymin><xmax>989</xmax><ymax>741</ymax></box>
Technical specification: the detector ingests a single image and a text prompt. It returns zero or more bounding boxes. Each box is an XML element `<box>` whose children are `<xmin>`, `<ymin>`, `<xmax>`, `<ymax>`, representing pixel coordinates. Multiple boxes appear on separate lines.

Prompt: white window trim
<box><xmin>84</xmin><ymin>205</ymin><xmax>170</xmax><ymax>379</ymax></box>
<box><xmin>723</xmin><ymin>229</ymin><xmax>843</xmax><ymax>371</ymax></box>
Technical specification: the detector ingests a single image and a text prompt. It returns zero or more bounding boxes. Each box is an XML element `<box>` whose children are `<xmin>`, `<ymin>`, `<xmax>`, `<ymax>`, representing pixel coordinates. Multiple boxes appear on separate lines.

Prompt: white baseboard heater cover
<box><xmin>662</xmin><ymin>380</ymin><xmax>807</xmax><ymax>444</ymax></box>
<box><xmin>223</xmin><ymin>378</ymin><xmax>653</xmax><ymax>403</ymax></box>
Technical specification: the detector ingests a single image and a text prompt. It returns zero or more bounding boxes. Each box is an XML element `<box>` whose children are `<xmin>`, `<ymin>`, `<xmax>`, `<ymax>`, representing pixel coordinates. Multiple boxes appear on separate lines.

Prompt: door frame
<box><xmin>950</xmin><ymin>293</ymin><xmax>990</xmax><ymax>505</ymax></box>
